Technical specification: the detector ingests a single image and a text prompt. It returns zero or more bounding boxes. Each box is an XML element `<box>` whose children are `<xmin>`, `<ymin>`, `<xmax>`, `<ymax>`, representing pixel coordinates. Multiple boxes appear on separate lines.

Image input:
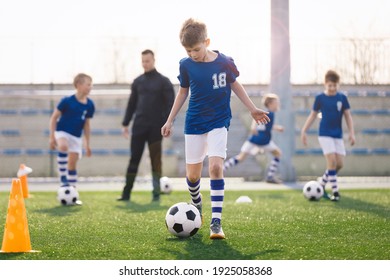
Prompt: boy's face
<box><xmin>267</xmin><ymin>99</ymin><xmax>279</xmax><ymax>112</ymax></box>
<box><xmin>142</xmin><ymin>53</ymin><xmax>155</xmax><ymax>72</ymax></box>
<box><xmin>184</xmin><ymin>39</ymin><xmax>209</xmax><ymax>62</ymax></box>
<box><xmin>77</xmin><ymin>78</ymin><xmax>92</xmax><ymax>95</ymax></box>
<box><xmin>324</xmin><ymin>81</ymin><xmax>338</xmax><ymax>95</ymax></box>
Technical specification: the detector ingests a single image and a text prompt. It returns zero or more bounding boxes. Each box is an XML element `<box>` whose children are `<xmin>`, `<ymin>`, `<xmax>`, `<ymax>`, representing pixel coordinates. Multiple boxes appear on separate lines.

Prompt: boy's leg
<box><xmin>56</xmin><ymin>137</ymin><xmax>69</xmax><ymax>185</ymax></box>
<box><xmin>320</xmin><ymin>170</ymin><xmax>330</xmax><ymax>199</ymax></box>
<box><xmin>186</xmin><ymin>163</ymin><xmax>203</xmax><ymax>221</ymax></box>
<box><xmin>224</xmin><ymin>151</ymin><xmax>249</xmax><ymax>171</ymax></box>
<box><xmin>67</xmin><ymin>152</ymin><xmax>79</xmax><ymax>185</ymax></box>
<box><xmin>266</xmin><ymin>144</ymin><xmax>282</xmax><ymax>183</ymax></box>
<box><xmin>324</xmin><ymin>152</ymin><xmax>340</xmax><ymax>201</ymax></box>
<box><xmin>209</xmin><ymin>156</ymin><xmax>225</xmax><ymax>239</ymax></box>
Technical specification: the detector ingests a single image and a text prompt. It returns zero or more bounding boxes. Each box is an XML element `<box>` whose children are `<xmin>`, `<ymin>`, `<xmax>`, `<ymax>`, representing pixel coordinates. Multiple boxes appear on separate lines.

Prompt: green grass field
<box><xmin>0</xmin><ymin>188</ymin><xmax>389</xmax><ymax>260</ymax></box>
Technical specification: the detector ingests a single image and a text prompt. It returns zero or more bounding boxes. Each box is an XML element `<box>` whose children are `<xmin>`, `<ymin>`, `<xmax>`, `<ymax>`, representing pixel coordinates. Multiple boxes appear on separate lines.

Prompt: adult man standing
<box><xmin>118</xmin><ymin>49</ymin><xmax>174</xmax><ymax>202</ymax></box>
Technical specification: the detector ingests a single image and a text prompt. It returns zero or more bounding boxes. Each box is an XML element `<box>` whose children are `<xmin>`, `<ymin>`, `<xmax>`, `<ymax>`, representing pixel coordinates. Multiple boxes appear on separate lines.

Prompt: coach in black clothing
<box><xmin>118</xmin><ymin>49</ymin><xmax>174</xmax><ymax>202</ymax></box>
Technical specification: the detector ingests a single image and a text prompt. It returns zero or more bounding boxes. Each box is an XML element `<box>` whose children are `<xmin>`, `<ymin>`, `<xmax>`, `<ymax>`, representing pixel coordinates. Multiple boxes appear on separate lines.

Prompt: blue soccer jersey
<box><xmin>313</xmin><ymin>92</ymin><xmax>350</xmax><ymax>138</ymax></box>
<box><xmin>178</xmin><ymin>51</ymin><xmax>239</xmax><ymax>134</ymax></box>
<box><xmin>56</xmin><ymin>94</ymin><xmax>95</xmax><ymax>137</ymax></box>
<box><xmin>248</xmin><ymin>111</ymin><xmax>275</xmax><ymax>145</ymax></box>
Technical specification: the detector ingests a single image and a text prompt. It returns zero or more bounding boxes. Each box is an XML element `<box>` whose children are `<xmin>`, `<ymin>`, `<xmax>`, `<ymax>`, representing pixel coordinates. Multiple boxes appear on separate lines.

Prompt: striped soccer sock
<box><xmin>224</xmin><ymin>156</ymin><xmax>239</xmax><ymax>171</ymax></box>
<box><xmin>57</xmin><ymin>152</ymin><xmax>68</xmax><ymax>185</ymax></box>
<box><xmin>267</xmin><ymin>157</ymin><xmax>280</xmax><ymax>179</ymax></box>
<box><xmin>186</xmin><ymin>178</ymin><xmax>201</xmax><ymax>206</ymax></box>
<box><xmin>328</xmin><ymin>170</ymin><xmax>338</xmax><ymax>193</ymax></box>
<box><xmin>210</xmin><ymin>179</ymin><xmax>224</xmax><ymax>225</ymax></box>
<box><xmin>68</xmin><ymin>170</ymin><xmax>78</xmax><ymax>186</ymax></box>
<box><xmin>320</xmin><ymin>170</ymin><xmax>329</xmax><ymax>188</ymax></box>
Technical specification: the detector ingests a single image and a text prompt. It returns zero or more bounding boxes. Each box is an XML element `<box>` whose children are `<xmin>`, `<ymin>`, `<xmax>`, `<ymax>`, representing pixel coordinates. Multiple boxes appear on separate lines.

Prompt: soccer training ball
<box><xmin>57</xmin><ymin>185</ymin><xmax>79</xmax><ymax>206</ymax></box>
<box><xmin>165</xmin><ymin>202</ymin><xmax>201</xmax><ymax>238</ymax></box>
<box><xmin>160</xmin><ymin>176</ymin><xmax>173</xmax><ymax>194</ymax></box>
<box><xmin>303</xmin><ymin>181</ymin><xmax>324</xmax><ymax>201</ymax></box>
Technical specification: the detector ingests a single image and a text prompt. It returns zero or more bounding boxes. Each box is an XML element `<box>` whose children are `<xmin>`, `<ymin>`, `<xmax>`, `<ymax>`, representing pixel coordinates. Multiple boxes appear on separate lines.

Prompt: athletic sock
<box><xmin>210</xmin><ymin>179</ymin><xmax>224</xmax><ymax>225</ymax></box>
<box><xmin>320</xmin><ymin>170</ymin><xmax>329</xmax><ymax>188</ymax></box>
<box><xmin>267</xmin><ymin>157</ymin><xmax>280</xmax><ymax>179</ymax></box>
<box><xmin>223</xmin><ymin>156</ymin><xmax>239</xmax><ymax>171</ymax></box>
<box><xmin>68</xmin><ymin>169</ymin><xmax>78</xmax><ymax>185</ymax></box>
<box><xmin>57</xmin><ymin>152</ymin><xmax>68</xmax><ymax>185</ymax></box>
<box><xmin>187</xmin><ymin>178</ymin><xmax>201</xmax><ymax>206</ymax></box>
<box><xmin>328</xmin><ymin>170</ymin><xmax>338</xmax><ymax>193</ymax></box>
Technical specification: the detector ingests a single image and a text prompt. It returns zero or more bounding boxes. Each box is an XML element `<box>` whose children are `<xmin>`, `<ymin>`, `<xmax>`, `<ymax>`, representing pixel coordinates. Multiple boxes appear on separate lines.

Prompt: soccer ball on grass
<box><xmin>165</xmin><ymin>202</ymin><xmax>201</xmax><ymax>238</ymax></box>
<box><xmin>57</xmin><ymin>185</ymin><xmax>79</xmax><ymax>206</ymax></box>
<box><xmin>303</xmin><ymin>181</ymin><xmax>324</xmax><ymax>201</ymax></box>
<box><xmin>160</xmin><ymin>176</ymin><xmax>173</xmax><ymax>194</ymax></box>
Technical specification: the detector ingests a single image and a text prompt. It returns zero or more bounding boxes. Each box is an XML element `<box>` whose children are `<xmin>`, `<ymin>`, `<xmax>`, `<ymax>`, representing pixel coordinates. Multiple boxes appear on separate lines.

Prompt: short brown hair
<box><xmin>261</xmin><ymin>93</ymin><xmax>279</xmax><ymax>108</ymax></box>
<box><xmin>73</xmin><ymin>73</ymin><xmax>92</xmax><ymax>88</ymax></box>
<box><xmin>179</xmin><ymin>18</ymin><xmax>207</xmax><ymax>47</ymax></box>
<box><xmin>325</xmin><ymin>70</ymin><xmax>340</xmax><ymax>83</ymax></box>
<box><xmin>142</xmin><ymin>49</ymin><xmax>154</xmax><ymax>56</ymax></box>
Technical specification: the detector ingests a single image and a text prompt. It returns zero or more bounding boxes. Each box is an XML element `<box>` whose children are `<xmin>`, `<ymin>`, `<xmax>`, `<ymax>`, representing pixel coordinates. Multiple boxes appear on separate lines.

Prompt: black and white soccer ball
<box><xmin>160</xmin><ymin>176</ymin><xmax>173</xmax><ymax>194</ymax></box>
<box><xmin>57</xmin><ymin>185</ymin><xmax>79</xmax><ymax>206</ymax></box>
<box><xmin>165</xmin><ymin>202</ymin><xmax>201</xmax><ymax>238</ymax></box>
<box><xmin>303</xmin><ymin>181</ymin><xmax>324</xmax><ymax>201</ymax></box>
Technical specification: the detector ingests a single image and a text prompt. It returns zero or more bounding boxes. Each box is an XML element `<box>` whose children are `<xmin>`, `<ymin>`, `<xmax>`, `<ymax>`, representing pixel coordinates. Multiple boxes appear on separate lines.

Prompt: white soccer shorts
<box><xmin>54</xmin><ymin>131</ymin><xmax>83</xmax><ymax>157</ymax></box>
<box><xmin>318</xmin><ymin>136</ymin><xmax>346</xmax><ymax>155</ymax></box>
<box><xmin>185</xmin><ymin>127</ymin><xmax>228</xmax><ymax>164</ymax></box>
<box><xmin>240</xmin><ymin>140</ymin><xmax>279</xmax><ymax>156</ymax></box>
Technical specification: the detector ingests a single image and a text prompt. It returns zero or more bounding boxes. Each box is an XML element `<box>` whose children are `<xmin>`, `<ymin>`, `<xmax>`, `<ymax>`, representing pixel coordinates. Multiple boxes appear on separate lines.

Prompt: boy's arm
<box><xmin>231</xmin><ymin>81</ymin><xmax>270</xmax><ymax>124</ymax></box>
<box><xmin>273</xmin><ymin>125</ymin><xmax>284</xmax><ymax>132</ymax></box>
<box><xmin>49</xmin><ymin>109</ymin><xmax>61</xmax><ymax>150</ymax></box>
<box><xmin>83</xmin><ymin>118</ymin><xmax>92</xmax><ymax>157</ymax></box>
<box><xmin>300</xmin><ymin>111</ymin><xmax>317</xmax><ymax>146</ymax></box>
<box><xmin>161</xmin><ymin>86</ymin><xmax>189</xmax><ymax>137</ymax></box>
<box><xmin>344</xmin><ymin>109</ymin><xmax>355</xmax><ymax>145</ymax></box>
<box><xmin>250</xmin><ymin>120</ymin><xmax>258</xmax><ymax>135</ymax></box>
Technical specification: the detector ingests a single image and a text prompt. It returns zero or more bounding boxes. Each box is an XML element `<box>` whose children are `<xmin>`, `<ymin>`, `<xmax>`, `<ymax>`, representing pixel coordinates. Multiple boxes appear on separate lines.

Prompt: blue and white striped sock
<box><xmin>320</xmin><ymin>170</ymin><xmax>329</xmax><ymax>188</ymax></box>
<box><xmin>57</xmin><ymin>152</ymin><xmax>68</xmax><ymax>185</ymax></box>
<box><xmin>224</xmin><ymin>156</ymin><xmax>239</xmax><ymax>171</ymax></box>
<box><xmin>68</xmin><ymin>170</ymin><xmax>78</xmax><ymax>186</ymax></box>
<box><xmin>328</xmin><ymin>170</ymin><xmax>338</xmax><ymax>193</ymax></box>
<box><xmin>210</xmin><ymin>179</ymin><xmax>224</xmax><ymax>225</ymax></box>
<box><xmin>267</xmin><ymin>157</ymin><xmax>280</xmax><ymax>179</ymax></box>
<box><xmin>187</xmin><ymin>178</ymin><xmax>201</xmax><ymax>206</ymax></box>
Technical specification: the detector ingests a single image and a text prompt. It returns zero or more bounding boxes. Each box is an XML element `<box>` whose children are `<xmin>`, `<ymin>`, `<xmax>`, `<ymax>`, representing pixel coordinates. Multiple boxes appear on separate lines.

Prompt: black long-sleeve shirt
<box><xmin>122</xmin><ymin>69</ymin><xmax>175</xmax><ymax>130</ymax></box>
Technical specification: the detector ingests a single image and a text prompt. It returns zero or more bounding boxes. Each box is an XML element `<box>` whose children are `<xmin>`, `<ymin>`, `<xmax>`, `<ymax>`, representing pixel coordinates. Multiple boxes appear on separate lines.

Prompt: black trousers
<box><xmin>122</xmin><ymin>125</ymin><xmax>162</xmax><ymax>198</ymax></box>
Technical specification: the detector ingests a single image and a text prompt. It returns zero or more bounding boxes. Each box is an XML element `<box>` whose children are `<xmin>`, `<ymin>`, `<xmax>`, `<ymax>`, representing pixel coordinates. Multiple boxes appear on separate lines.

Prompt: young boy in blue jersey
<box><xmin>224</xmin><ymin>93</ymin><xmax>284</xmax><ymax>183</ymax></box>
<box><xmin>49</xmin><ymin>73</ymin><xmax>95</xmax><ymax>204</ymax></box>
<box><xmin>161</xmin><ymin>18</ymin><xmax>270</xmax><ymax>239</ymax></box>
<box><xmin>301</xmin><ymin>70</ymin><xmax>355</xmax><ymax>201</ymax></box>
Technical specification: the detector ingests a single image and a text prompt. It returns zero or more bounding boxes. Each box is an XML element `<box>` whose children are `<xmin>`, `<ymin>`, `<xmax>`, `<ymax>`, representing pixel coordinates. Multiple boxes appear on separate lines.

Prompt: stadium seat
<box><xmin>1</xmin><ymin>129</ymin><xmax>20</xmax><ymax>136</ymax></box>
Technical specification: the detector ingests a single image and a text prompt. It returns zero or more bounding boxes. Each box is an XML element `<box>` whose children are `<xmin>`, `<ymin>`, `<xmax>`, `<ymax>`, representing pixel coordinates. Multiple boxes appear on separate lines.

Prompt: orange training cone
<box><xmin>17</xmin><ymin>164</ymin><xmax>33</xmax><ymax>199</ymax></box>
<box><xmin>1</xmin><ymin>178</ymin><xmax>37</xmax><ymax>253</ymax></box>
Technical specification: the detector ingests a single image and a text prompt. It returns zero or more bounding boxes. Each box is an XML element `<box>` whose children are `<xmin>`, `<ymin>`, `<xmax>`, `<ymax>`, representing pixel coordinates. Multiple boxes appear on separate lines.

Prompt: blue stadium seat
<box><xmin>2</xmin><ymin>149</ymin><xmax>22</xmax><ymax>156</ymax></box>
<box><xmin>91</xmin><ymin>129</ymin><xmax>106</xmax><ymax>135</ymax></box>
<box><xmin>361</xmin><ymin>129</ymin><xmax>380</xmax><ymax>135</ymax></box>
<box><xmin>350</xmin><ymin>148</ymin><xmax>369</xmax><ymax>155</ymax></box>
<box><xmin>1</xmin><ymin>129</ymin><xmax>20</xmax><ymax>136</ymax></box>
<box><xmin>26</xmin><ymin>149</ymin><xmax>46</xmax><ymax>156</ymax></box>
<box><xmin>107</xmin><ymin>129</ymin><xmax>122</xmax><ymax>136</ymax></box>
<box><xmin>21</xmin><ymin>109</ymin><xmax>39</xmax><ymax>115</ymax></box>
<box><xmin>100</xmin><ymin>109</ymin><xmax>122</xmax><ymax>115</ymax></box>
<box><xmin>111</xmin><ymin>149</ymin><xmax>129</xmax><ymax>156</ymax></box>
<box><xmin>0</xmin><ymin>109</ymin><xmax>18</xmax><ymax>115</ymax></box>
<box><xmin>371</xmin><ymin>148</ymin><xmax>390</xmax><ymax>155</ymax></box>
<box><xmin>91</xmin><ymin>149</ymin><xmax>110</xmax><ymax>155</ymax></box>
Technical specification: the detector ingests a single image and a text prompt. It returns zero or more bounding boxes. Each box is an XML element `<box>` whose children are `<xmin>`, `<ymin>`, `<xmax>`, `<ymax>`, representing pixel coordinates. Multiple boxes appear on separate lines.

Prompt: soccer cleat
<box><xmin>266</xmin><ymin>177</ymin><xmax>283</xmax><ymax>184</ymax></box>
<box><xmin>75</xmin><ymin>200</ymin><xmax>83</xmax><ymax>206</ymax></box>
<box><xmin>191</xmin><ymin>193</ymin><xmax>203</xmax><ymax>225</ymax></box>
<box><xmin>116</xmin><ymin>196</ymin><xmax>130</xmax><ymax>201</ymax></box>
<box><xmin>330</xmin><ymin>192</ymin><xmax>340</xmax><ymax>202</ymax></box>
<box><xmin>210</xmin><ymin>220</ymin><xmax>225</xmax><ymax>239</ymax></box>
<box><xmin>322</xmin><ymin>190</ymin><xmax>331</xmax><ymax>200</ymax></box>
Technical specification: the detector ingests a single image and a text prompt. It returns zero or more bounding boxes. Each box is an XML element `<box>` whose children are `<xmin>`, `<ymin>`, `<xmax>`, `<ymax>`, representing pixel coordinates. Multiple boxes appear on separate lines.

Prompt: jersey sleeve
<box><xmin>342</xmin><ymin>95</ymin><xmax>350</xmax><ymax>111</ymax></box>
<box><xmin>178</xmin><ymin>59</ymin><xmax>190</xmax><ymax>88</ymax></box>
<box><xmin>86</xmin><ymin>100</ymin><xmax>95</xmax><ymax>118</ymax></box>
<box><xmin>312</xmin><ymin>95</ymin><xmax>321</xmax><ymax>112</ymax></box>
<box><xmin>225</xmin><ymin>56</ymin><xmax>240</xmax><ymax>83</ymax></box>
<box><xmin>57</xmin><ymin>96</ymin><xmax>68</xmax><ymax>113</ymax></box>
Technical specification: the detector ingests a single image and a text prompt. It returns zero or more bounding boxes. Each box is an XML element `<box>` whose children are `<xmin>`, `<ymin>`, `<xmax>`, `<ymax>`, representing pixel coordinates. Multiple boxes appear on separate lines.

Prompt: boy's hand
<box><xmin>301</xmin><ymin>132</ymin><xmax>308</xmax><ymax>146</ymax></box>
<box><xmin>349</xmin><ymin>134</ymin><xmax>356</xmax><ymax>146</ymax></box>
<box><xmin>161</xmin><ymin>122</ymin><xmax>173</xmax><ymax>137</ymax></box>
<box><xmin>274</xmin><ymin>125</ymin><xmax>284</xmax><ymax>132</ymax></box>
<box><xmin>251</xmin><ymin>108</ymin><xmax>270</xmax><ymax>125</ymax></box>
<box><xmin>49</xmin><ymin>137</ymin><xmax>57</xmax><ymax>150</ymax></box>
<box><xmin>85</xmin><ymin>146</ymin><xmax>92</xmax><ymax>157</ymax></box>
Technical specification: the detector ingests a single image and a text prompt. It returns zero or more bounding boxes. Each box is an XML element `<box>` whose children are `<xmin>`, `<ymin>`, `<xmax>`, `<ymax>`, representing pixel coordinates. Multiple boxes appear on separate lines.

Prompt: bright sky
<box><xmin>0</xmin><ymin>0</ymin><xmax>389</xmax><ymax>84</ymax></box>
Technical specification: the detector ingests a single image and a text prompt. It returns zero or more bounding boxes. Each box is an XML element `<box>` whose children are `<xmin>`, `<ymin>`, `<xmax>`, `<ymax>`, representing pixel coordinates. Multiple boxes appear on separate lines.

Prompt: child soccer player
<box><xmin>300</xmin><ymin>70</ymin><xmax>355</xmax><ymax>201</ymax></box>
<box><xmin>49</xmin><ymin>73</ymin><xmax>95</xmax><ymax>204</ymax></box>
<box><xmin>161</xmin><ymin>18</ymin><xmax>270</xmax><ymax>239</ymax></box>
<box><xmin>224</xmin><ymin>93</ymin><xmax>284</xmax><ymax>183</ymax></box>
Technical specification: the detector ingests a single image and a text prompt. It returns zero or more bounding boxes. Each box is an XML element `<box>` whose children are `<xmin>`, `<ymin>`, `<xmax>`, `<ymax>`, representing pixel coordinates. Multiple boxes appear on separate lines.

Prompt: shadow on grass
<box><xmin>0</xmin><ymin>252</ymin><xmax>26</xmax><ymax>260</ymax></box>
<box><xmin>162</xmin><ymin>234</ymin><xmax>283</xmax><ymax>260</ymax></box>
<box><xmin>33</xmin><ymin>205</ymin><xmax>82</xmax><ymax>216</ymax></box>
<box><xmin>333</xmin><ymin>195</ymin><xmax>390</xmax><ymax>219</ymax></box>
<box><xmin>115</xmin><ymin>201</ymin><xmax>166</xmax><ymax>213</ymax></box>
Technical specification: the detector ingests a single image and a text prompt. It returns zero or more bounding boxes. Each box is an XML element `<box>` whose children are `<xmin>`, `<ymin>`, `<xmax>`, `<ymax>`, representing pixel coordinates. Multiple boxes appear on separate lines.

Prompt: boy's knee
<box><xmin>187</xmin><ymin>175</ymin><xmax>200</xmax><ymax>183</ymax></box>
<box><xmin>57</xmin><ymin>144</ymin><xmax>68</xmax><ymax>153</ymax></box>
<box><xmin>209</xmin><ymin>162</ymin><xmax>223</xmax><ymax>177</ymax></box>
